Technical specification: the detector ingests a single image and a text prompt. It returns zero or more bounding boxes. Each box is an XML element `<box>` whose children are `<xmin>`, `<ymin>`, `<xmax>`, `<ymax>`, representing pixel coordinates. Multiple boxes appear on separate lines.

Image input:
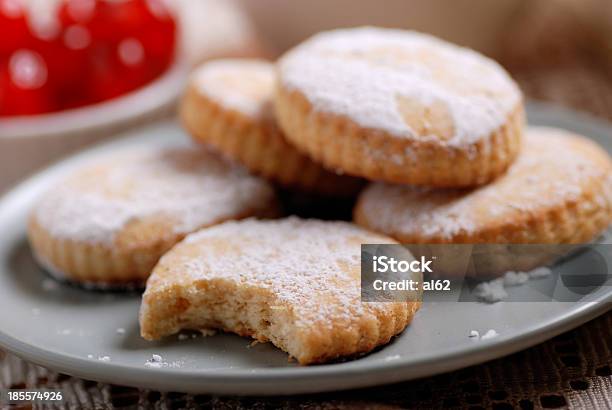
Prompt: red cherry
<box><xmin>58</xmin><ymin>0</ymin><xmax>96</xmax><ymax>25</ymax></box>
<box><xmin>44</xmin><ymin>37</ymin><xmax>91</xmax><ymax>109</ymax></box>
<box><xmin>0</xmin><ymin>54</ymin><xmax>55</xmax><ymax>116</ymax></box>
<box><xmin>87</xmin><ymin>0</ymin><xmax>150</xmax><ymax>42</ymax></box>
<box><xmin>87</xmin><ymin>43</ymin><xmax>131</xmax><ymax>103</ymax></box>
<box><xmin>87</xmin><ymin>38</ymin><xmax>155</xmax><ymax>103</ymax></box>
<box><xmin>8</xmin><ymin>49</ymin><xmax>48</xmax><ymax>90</ymax></box>
<box><xmin>138</xmin><ymin>16</ymin><xmax>175</xmax><ymax>63</ymax></box>
<box><xmin>0</xmin><ymin>0</ymin><xmax>31</xmax><ymax>57</ymax></box>
<box><xmin>1</xmin><ymin>0</ymin><xmax>177</xmax><ymax>115</ymax></box>
<box><xmin>85</xmin><ymin>1</ymin><xmax>176</xmax><ymax>102</ymax></box>
<box><xmin>144</xmin><ymin>0</ymin><xmax>173</xmax><ymax>21</ymax></box>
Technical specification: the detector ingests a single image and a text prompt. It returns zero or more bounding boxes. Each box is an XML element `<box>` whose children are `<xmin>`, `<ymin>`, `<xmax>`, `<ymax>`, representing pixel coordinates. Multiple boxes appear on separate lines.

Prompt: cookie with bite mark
<box><xmin>139</xmin><ymin>218</ymin><xmax>421</xmax><ymax>364</ymax></box>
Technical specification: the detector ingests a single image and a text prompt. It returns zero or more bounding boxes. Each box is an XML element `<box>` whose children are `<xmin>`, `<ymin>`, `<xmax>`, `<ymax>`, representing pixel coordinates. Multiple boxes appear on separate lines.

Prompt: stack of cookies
<box><xmin>180</xmin><ymin>26</ymin><xmax>612</xmax><ymax>246</ymax></box>
<box><xmin>270</xmin><ymin>27</ymin><xmax>612</xmax><ymax>246</ymax></box>
<box><xmin>27</xmin><ymin>27</ymin><xmax>612</xmax><ymax>365</ymax></box>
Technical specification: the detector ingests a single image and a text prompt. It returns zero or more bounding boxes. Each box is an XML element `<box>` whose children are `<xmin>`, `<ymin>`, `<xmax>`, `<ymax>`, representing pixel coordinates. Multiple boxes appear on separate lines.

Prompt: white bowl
<box><xmin>0</xmin><ymin>60</ymin><xmax>188</xmax><ymax>193</ymax></box>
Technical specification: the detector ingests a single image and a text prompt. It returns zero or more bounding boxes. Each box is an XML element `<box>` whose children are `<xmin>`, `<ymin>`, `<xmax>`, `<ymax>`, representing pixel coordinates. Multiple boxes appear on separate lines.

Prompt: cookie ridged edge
<box><xmin>180</xmin><ymin>84</ymin><xmax>363</xmax><ymax>196</ymax></box>
<box><xmin>28</xmin><ymin>207</ymin><xmax>279</xmax><ymax>287</ymax></box>
<box><xmin>354</xmin><ymin>178</ymin><xmax>612</xmax><ymax>244</ymax></box>
<box><xmin>275</xmin><ymin>86</ymin><xmax>525</xmax><ymax>188</ymax></box>
<box><xmin>141</xmin><ymin>280</ymin><xmax>421</xmax><ymax>365</ymax></box>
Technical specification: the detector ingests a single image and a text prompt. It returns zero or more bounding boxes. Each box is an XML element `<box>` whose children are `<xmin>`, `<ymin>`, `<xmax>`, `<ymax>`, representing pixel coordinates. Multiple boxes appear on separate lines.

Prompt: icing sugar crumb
<box><xmin>144</xmin><ymin>354</ymin><xmax>183</xmax><ymax>369</ymax></box>
<box><xmin>481</xmin><ymin>329</ymin><xmax>499</xmax><ymax>340</ymax></box>
<box><xmin>42</xmin><ymin>279</ymin><xmax>59</xmax><ymax>291</ymax></box>
<box><xmin>384</xmin><ymin>354</ymin><xmax>401</xmax><ymax>361</ymax></box>
<box><xmin>193</xmin><ymin>59</ymin><xmax>274</xmax><ymax>118</ymax></box>
<box><xmin>529</xmin><ymin>267</ymin><xmax>552</xmax><ymax>278</ymax></box>
<box><xmin>470</xmin><ymin>329</ymin><xmax>499</xmax><ymax>340</ymax></box>
<box><xmin>474</xmin><ymin>278</ymin><xmax>507</xmax><ymax>303</ymax></box>
<box><xmin>87</xmin><ymin>354</ymin><xmax>94</xmax><ymax>359</ymax></box>
<box><xmin>178</xmin><ymin>332</ymin><xmax>200</xmax><ymax>341</ymax></box>
<box><xmin>145</xmin><ymin>354</ymin><xmax>163</xmax><ymax>368</ymax></box>
<box><xmin>116</xmin><ymin>328</ymin><xmax>126</xmax><ymax>335</ymax></box>
<box><xmin>474</xmin><ymin>265</ymin><xmax>553</xmax><ymax>303</ymax></box>
<box><xmin>280</xmin><ymin>27</ymin><xmax>521</xmax><ymax>145</ymax></box>
<box><xmin>200</xmin><ymin>329</ymin><xmax>216</xmax><ymax>337</ymax></box>
<box><xmin>503</xmin><ymin>271</ymin><xmax>529</xmax><ymax>286</ymax></box>
<box><xmin>34</xmin><ymin>145</ymin><xmax>274</xmax><ymax>245</ymax></box>
<box><xmin>98</xmin><ymin>356</ymin><xmax>111</xmax><ymax>362</ymax></box>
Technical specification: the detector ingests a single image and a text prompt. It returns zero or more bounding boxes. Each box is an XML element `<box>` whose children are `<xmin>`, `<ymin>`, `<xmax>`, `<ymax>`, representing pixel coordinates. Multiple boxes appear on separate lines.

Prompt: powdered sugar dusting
<box><xmin>503</xmin><ymin>271</ymin><xmax>530</xmax><ymax>286</ymax></box>
<box><xmin>474</xmin><ymin>266</ymin><xmax>553</xmax><ymax>303</ymax></box>
<box><xmin>529</xmin><ymin>267</ymin><xmax>552</xmax><ymax>278</ymax></box>
<box><xmin>193</xmin><ymin>59</ymin><xmax>274</xmax><ymax>118</ymax></box>
<box><xmin>145</xmin><ymin>218</ymin><xmax>402</xmax><ymax>330</ymax></box>
<box><xmin>34</xmin><ymin>144</ymin><xmax>275</xmax><ymax>244</ymax></box>
<box><xmin>144</xmin><ymin>353</ymin><xmax>184</xmax><ymax>368</ymax></box>
<box><xmin>481</xmin><ymin>329</ymin><xmax>499</xmax><ymax>340</ymax></box>
<box><xmin>474</xmin><ymin>278</ymin><xmax>508</xmax><ymax>303</ymax></box>
<box><xmin>279</xmin><ymin>27</ymin><xmax>521</xmax><ymax>145</ymax></box>
<box><xmin>358</xmin><ymin>127</ymin><xmax>612</xmax><ymax>241</ymax></box>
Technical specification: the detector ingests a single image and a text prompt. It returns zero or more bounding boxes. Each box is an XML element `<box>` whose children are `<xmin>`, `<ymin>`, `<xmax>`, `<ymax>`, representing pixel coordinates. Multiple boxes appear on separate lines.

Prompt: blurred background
<box><xmin>1</xmin><ymin>1</ymin><xmax>612</xmax><ymax>408</ymax></box>
<box><xmin>1</xmin><ymin>0</ymin><xmax>612</xmax><ymax>189</ymax></box>
<box><xmin>246</xmin><ymin>0</ymin><xmax>612</xmax><ymax>114</ymax></box>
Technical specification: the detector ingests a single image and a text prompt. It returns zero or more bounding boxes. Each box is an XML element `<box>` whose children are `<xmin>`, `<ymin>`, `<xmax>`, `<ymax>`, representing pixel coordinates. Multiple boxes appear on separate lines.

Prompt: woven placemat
<box><xmin>2</xmin><ymin>2</ymin><xmax>612</xmax><ymax>409</ymax></box>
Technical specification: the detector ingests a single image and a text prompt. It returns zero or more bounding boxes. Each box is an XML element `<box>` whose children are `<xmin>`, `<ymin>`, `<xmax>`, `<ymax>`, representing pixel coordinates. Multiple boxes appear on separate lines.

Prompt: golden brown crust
<box><xmin>27</xmin><ymin>146</ymin><xmax>280</xmax><ymax>287</ymax></box>
<box><xmin>28</xmin><ymin>206</ymin><xmax>277</xmax><ymax>287</ymax></box>
<box><xmin>180</xmin><ymin>69</ymin><xmax>363</xmax><ymax>196</ymax></box>
<box><xmin>275</xmin><ymin>86</ymin><xmax>524</xmax><ymax>188</ymax></box>
<box><xmin>139</xmin><ymin>218</ymin><xmax>421</xmax><ymax>364</ymax></box>
<box><xmin>354</xmin><ymin>128</ymin><xmax>612</xmax><ymax>244</ymax></box>
<box><xmin>140</xmin><ymin>279</ymin><xmax>421</xmax><ymax>365</ymax></box>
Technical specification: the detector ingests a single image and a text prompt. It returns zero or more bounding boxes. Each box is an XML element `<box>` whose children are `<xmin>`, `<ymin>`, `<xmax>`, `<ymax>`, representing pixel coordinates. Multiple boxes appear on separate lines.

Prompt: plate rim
<box><xmin>0</xmin><ymin>297</ymin><xmax>609</xmax><ymax>395</ymax></box>
<box><xmin>0</xmin><ymin>101</ymin><xmax>611</xmax><ymax>395</ymax></box>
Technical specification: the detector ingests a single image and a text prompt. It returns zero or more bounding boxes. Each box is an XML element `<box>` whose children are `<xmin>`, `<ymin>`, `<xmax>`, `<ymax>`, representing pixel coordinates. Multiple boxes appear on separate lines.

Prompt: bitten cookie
<box><xmin>276</xmin><ymin>27</ymin><xmax>524</xmax><ymax>187</ymax></box>
<box><xmin>140</xmin><ymin>218</ymin><xmax>421</xmax><ymax>365</ymax></box>
<box><xmin>355</xmin><ymin>127</ymin><xmax>612</xmax><ymax>244</ymax></box>
<box><xmin>180</xmin><ymin>59</ymin><xmax>363</xmax><ymax>195</ymax></box>
<box><xmin>28</xmin><ymin>145</ymin><xmax>278</xmax><ymax>288</ymax></box>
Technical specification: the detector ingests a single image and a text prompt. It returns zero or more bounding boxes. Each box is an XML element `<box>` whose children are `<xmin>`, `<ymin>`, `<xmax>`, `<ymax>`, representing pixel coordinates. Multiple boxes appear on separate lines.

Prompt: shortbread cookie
<box><xmin>181</xmin><ymin>59</ymin><xmax>363</xmax><ymax>195</ymax></box>
<box><xmin>276</xmin><ymin>27</ymin><xmax>524</xmax><ymax>187</ymax></box>
<box><xmin>140</xmin><ymin>218</ymin><xmax>421</xmax><ymax>364</ymax></box>
<box><xmin>28</xmin><ymin>145</ymin><xmax>278</xmax><ymax>287</ymax></box>
<box><xmin>355</xmin><ymin>127</ymin><xmax>612</xmax><ymax>244</ymax></box>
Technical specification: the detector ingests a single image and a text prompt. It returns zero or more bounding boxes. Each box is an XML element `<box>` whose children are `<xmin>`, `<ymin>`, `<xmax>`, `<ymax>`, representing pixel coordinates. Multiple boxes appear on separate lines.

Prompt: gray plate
<box><xmin>0</xmin><ymin>102</ymin><xmax>610</xmax><ymax>395</ymax></box>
